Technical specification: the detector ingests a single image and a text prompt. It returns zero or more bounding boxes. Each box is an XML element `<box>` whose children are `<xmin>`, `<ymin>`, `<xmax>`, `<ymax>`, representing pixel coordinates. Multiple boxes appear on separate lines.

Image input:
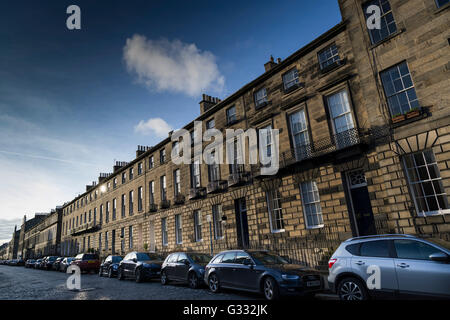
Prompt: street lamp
<box><xmin>221</xmin><ymin>215</ymin><xmax>228</xmax><ymax>249</ymax></box>
<box><xmin>206</xmin><ymin>214</ymin><xmax>213</xmax><ymax>256</ymax></box>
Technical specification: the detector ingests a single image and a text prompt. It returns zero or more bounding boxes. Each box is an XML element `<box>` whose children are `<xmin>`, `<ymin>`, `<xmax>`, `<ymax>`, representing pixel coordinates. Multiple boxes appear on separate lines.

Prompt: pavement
<box><xmin>0</xmin><ymin>265</ymin><xmax>338</xmax><ymax>300</ymax></box>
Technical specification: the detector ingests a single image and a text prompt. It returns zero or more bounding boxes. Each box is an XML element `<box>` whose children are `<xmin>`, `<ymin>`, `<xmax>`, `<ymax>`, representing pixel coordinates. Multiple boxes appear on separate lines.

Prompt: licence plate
<box><xmin>306</xmin><ymin>280</ymin><xmax>321</xmax><ymax>287</ymax></box>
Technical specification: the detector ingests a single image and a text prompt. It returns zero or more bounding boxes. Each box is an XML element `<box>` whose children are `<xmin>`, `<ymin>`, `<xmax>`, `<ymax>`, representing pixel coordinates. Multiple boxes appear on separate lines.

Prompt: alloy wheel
<box><xmin>189</xmin><ymin>273</ymin><xmax>198</xmax><ymax>289</ymax></box>
<box><xmin>161</xmin><ymin>271</ymin><xmax>168</xmax><ymax>285</ymax></box>
<box><xmin>340</xmin><ymin>281</ymin><xmax>364</xmax><ymax>300</ymax></box>
<box><xmin>264</xmin><ymin>279</ymin><xmax>274</xmax><ymax>300</ymax></box>
<box><xmin>209</xmin><ymin>274</ymin><xmax>219</xmax><ymax>293</ymax></box>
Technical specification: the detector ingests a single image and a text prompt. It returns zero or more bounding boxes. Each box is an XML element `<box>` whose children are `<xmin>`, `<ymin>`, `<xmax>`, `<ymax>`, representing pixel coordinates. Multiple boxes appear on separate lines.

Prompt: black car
<box><xmin>16</xmin><ymin>259</ymin><xmax>25</xmax><ymax>266</ymax></box>
<box><xmin>99</xmin><ymin>255</ymin><xmax>123</xmax><ymax>278</ymax></box>
<box><xmin>161</xmin><ymin>252</ymin><xmax>212</xmax><ymax>289</ymax></box>
<box><xmin>43</xmin><ymin>256</ymin><xmax>58</xmax><ymax>270</ymax></box>
<box><xmin>117</xmin><ymin>252</ymin><xmax>165</xmax><ymax>283</ymax></box>
<box><xmin>59</xmin><ymin>257</ymin><xmax>74</xmax><ymax>272</ymax></box>
<box><xmin>204</xmin><ymin>250</ymin><xmax>324</xmax><ymax>300</ymax></box>
<box><xmin>52</xmin><ymin>257</ymin><xmax>64</xmax><ymax>271</ymax></box>
<box><xmin>25</xmin><ymin>259</ymin><xmax>36</xmax><ymax>268</ymax></box>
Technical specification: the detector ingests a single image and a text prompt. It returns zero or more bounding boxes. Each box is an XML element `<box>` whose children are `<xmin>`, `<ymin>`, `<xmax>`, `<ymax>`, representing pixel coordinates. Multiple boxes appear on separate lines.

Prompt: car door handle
<box><xmin>354</xmin><ymin>261</ymin><xmax>365</xmax><ymax>266</ymax></box>
<box><xmin>397</xmin><ymin>263</ymin><xmax>409</xmax><ymax>268</ymax></box>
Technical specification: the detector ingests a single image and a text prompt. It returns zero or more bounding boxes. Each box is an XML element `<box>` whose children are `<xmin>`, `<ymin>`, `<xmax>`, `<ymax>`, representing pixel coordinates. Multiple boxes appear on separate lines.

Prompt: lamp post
<box><xmin>206</xmin><ymin>214</ymin><xmax>213</xmax><ymax>256</ymax></box>
<box><xmin>221</xmin><ymin>215</ymin><xmax>228</xmax><ymax>249</ymax></box>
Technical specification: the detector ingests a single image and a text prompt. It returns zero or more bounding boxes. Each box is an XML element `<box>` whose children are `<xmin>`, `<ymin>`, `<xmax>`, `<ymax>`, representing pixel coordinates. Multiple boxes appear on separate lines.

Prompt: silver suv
<box><xmin>328</xmin><ymin>234</ymin><xmax>450</xmax><ymax>300</ymax></box>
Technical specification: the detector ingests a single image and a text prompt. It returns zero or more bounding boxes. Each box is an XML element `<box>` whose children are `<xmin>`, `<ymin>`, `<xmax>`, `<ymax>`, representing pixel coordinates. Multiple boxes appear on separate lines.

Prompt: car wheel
<box><xmin>135</xmin><ymin>268</ymin><xmax>144</xmax><ymax>283</ymax></box>
<box><xmin>108</xmin><ymin>268</ymin><xmax>114</xmax><ymax>278</ymax></box>
<box><xmin>208</xmin><ymin>274</ymin><xmax>220</xmax><ymax>293</ymax></box>
<box><xmin>98</xmin><ymin>267</ymin><xmax>103</xmax><ymax>277</ymax></box>
<box><xmin>188</xmin><ymin>272</ymin><xmax>199</xmax><ymax>289</ymax></box>
<box><xmin>118</xmin><ymin>267</ymin><xmax>124</xmax><ymax>280</ymax></box>
<box><xmin>160</xmin><ymin>270</ymin><xmax>169</xmax><ymax>285</ymax></box>
<box><xmin>337</xmin><ymin>277</ymin><xmax>369</xmax><ymax>301</ymax></box>
<box><xmin>262</xmin><ymin>277</ymin><xmax>279</xmax><ymax>301</ymax></box>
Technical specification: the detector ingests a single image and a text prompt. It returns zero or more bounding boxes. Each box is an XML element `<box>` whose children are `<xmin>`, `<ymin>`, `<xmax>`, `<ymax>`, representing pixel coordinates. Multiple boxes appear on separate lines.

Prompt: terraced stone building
<box><xmin>55</xmin><ymin>0</ymin><xmax>450</xmax><ymax>266</ymax></box>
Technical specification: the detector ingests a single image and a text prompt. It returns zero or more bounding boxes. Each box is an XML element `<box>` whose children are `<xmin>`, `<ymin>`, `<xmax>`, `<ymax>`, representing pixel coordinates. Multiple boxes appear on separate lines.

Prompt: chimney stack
<box><xmin>264</xmin><ymin>55</ymin><xmax>278</xmax><ymax>72</ymax></box>
<box><xmin>136</xmin><ymin>145</ymin><xmax>151</xmax><ymax>158</ymax></box>
<box><xmin>113</xmin><ymin>161</ymin><xmax>128</xmax><ymax>173</ymax></box>
<box><xmin>199</xmin><ymin>94</ymin><xmax>221</xmax><ymax>114</ymax></box>
<box><xmin>98</xmin><ymin>172</ymin><xmax>112</xmax><ymax>184</ymax></box>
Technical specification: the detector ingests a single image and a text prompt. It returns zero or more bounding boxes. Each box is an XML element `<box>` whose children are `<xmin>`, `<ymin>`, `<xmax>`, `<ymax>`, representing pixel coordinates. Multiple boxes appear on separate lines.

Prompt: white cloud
<box><xmin>123</xmin><ymin>35</ymin><xmax>225</xmax><ymax>97</ymax></box>
<box><xmin>134</xmin><ymin>117</ymin><xmax>173</xmax><ymax>138</ymax></box>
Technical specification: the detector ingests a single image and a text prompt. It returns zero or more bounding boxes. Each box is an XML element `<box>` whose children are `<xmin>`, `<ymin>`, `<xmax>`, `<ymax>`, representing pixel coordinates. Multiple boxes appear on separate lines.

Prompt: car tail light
<box><xmin>328</xmin><ymin>258</ymin><xmax>337</xmax><ymax>269</ymax></box>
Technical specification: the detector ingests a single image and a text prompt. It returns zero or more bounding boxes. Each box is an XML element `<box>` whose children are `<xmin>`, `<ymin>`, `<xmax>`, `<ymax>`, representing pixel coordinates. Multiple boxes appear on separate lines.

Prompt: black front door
<box><xmin>235</xmin><ymin>198</ymin><xmax>249</xmax><ymax>248</ymax></box>
<box><xmin>344</xmin><ymin>169</ymin><xmax>376</xmax><ymax>236</ymax></box>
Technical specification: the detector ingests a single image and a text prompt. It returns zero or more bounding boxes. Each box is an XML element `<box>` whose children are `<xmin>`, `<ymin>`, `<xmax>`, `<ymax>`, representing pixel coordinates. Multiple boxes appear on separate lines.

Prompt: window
<box><xmin>394</xmin><ymin>240</ymin><xmax>442</xmax><ymax>260</ymax></box>
<box><xmin>360</xmin><ymin>240</ymin><xmax>390</xmax><ymax>257</ymax></box>
<box><xmin>160</xmin><ymin>175</ymin><xmax>167</xmax><ymax>201</ymax></box>
<box><xmin>138</xmin><ymin>186</ymin><xmax>143</xmax><ymax>212</ymax></box>
<box><xmin>380</xmin><ymin>62</ymin><xmax>419</xmax><ymax>117</ymax></box>
<box><xmin>226</xmin><ymin>106</ymin><xmax>237</xmax><ymax>124</ymax></box>
<box><xmin>93</xmin><ymin>208</ymin><xmax>97</xmax><ymax>225</ymax></box>
<box><xmin>175</xmin><ymin>214</ymin><xmax>182</xmax><ymax>244</ymax></box>
<box><xmin>121</xmin><ymin>194</ymin><xmax>126</xmax><ymax>217</ymax></box>
<box><xmin>129</xmin><ymin>190</ymin><xmax>134</xmax><ymax>215</ymax></box>
<box><xmin>174</xmin><ymin>169</ymin><xmax>181</xmax><ymax>196</ymax></box>
<box><xmin>208</xmin><ymin>151</ymin><xmax>220</xmax><ymax>182</ymax></box>
<box><xmin>254</xmin><ymin>87</ymin><xmax>268</xmax><ymax>108</ymax></box>
<box><xmin>363</xmin><ymin>0</ymin><xmax>397</xmax><ymax>45</ymax></box>
<box><xmin>191</xmin><ymin>159</ymin><xmax>201</xmax><ymax>188</ymax></box>
<box><xmin>206</xmin><ymin>119</ymin><xmax>215</xmax><ymax>130</ymax></box>
<box><xmin>326</xmin><ymin>89</ymin><xmax>356</xmax><ymax>149</ymax></box>
<box><xmin>100</xmin><ymin>204</ymin><xmax>103</xmax><ymax>224</ymax></box>
<box><xmin>229</xmin><ymin>139</ymin><xmax>244</xmax><ymax>174</ymax></box>
<box><xmin>98</xmin><ymin>233</ymin><xmax>102</xmax><ymax>250</ymax></box>
<box><xmin>221</xmin><ymin>252</ymin><xmax>236</xmax><ymax>263</ymax></box>
<box><xmin>172</xmin><ymin>141</ymin><xmax>180</xmax><ymax>156</ymax></box>
<box><xmin>266</xmin><ymin>189</ymin><xmax>284</xmax><ymax>232</ymax></box>
<box><xmin>193</xmin><ymin>210</ymin><xmax>202</xmax><ymax>242</ymax></box>
<box><xmin>300</xmin><ymin>181</ymin><xmax>324</xmax><ymax>229</ymax></box>
<box><xmin>112</xmin><ymin>198</ymin><xmax>117</xmax><ymax>221</ymax></box>
<box><xmin>161</xmin><ymin>218</ymin><xmax>168</xmax><ymax>246</ymax></box>
<box><xmin>282</xmin><ymin>68</ymin><xmax>300</xmax><ymax>91</ymax></box>
<box><xmin>120</xmin><ymin>228</ymin><xmax>125</xmax><ymax>252</ymax></box>
<box><xmin>190</xmin><ymin>130</ymin><xmax>198</xmax><ymax>145</ymax></box>
<box><xmin>129</xmin><ymin>167</ymin><xmax>134</xmax><ymax>180</ymax></box>
<box><xmin>318</xmin><ymin>44</ymin><xmax>340</xmax><ymax>70</ymax></box>
<box><xmin>149</xmin><ymin>156</ymin><xmax>154</xmax><ymax>169</ymax></box>
<box><xmin>212</xmin><ymin>205</ymin><xmax>223</xmax><ymax>239</ymax></box>
<box><xmin>106</xmin><ymin>202</ymin><xmax>110</xmax><ymax>223</ymax></box>
<box><xmin>403</xmin><ymin>150</ymin><xmax>449</xmax><ymax>216</ymax></box>
<box><xmin>138</xmin><ymin>162</ymin><xmax>143</xmax><ymax>175</ymax></box>
<box><xmin>289</xmin><ymin>109</ymin><xmax>310</xmax><ymax>160</ymax></box>
<box><xmin>122</xmin><ymin>172</ymin><xmax>126</xmax><ymax>184</ymax></box>
<box><xmin>105</xmin><ymin>231</ymin><xmax>109</xmax><ymax>250</ymax></box>
<box><xmin>235</xmin><ymin>252</ymin><xmax>252</xmax><ymax>264</ymax></box>
<box><xmin>160</xmin><ymin>149</ymin><xmax>166</xmax><ymax>163</ymax></box>
<box><xmin>107</xmin><ymin>182</ymin><xmax>110</xmax><ymax>191</ymax></box>
<box><xmin>149</xmin><ymin>181</ymin><xmax>155</xmax><ymax>205</ymax></box>
<box><xmin>260</xmin><ymin>125</ymin><xmax>273</xmax><ymax>160</ymax></box>
<box><xmin>84</xmin><ymin>212</ymin><xmax>87</xmax><ymax>224</ymax></box>
<box><xmin>129</xmin><ymin>226</ymin><xmax>133</xmax><ymax>249</ymax></box>
<box><xmin>113</xmin><ymin>178</ymin><xmax>117</xmax><ymax>189</ymax></box>
<box><xmin>435</xmin><ymin>0</ymin><xmax>449</xmax><ymax>8</ymax></box>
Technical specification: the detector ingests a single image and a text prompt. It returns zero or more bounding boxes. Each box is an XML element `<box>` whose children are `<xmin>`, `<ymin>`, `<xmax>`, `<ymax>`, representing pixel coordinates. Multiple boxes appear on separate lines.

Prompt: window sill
<box><xmin>306</xmin><ymin>224</ymin><xmax>324</xmax><ymax>230</ymax></box>
<box><xmin>417</xmin><ymin>209</ymin><xmax>450</xmax><ymax>217</ymax></box>
<box><xmin>319</xmin><ymin>58</ymin><xmax>347</xmax><ymax>77</ymax></box>
<box><xmin>434</xmin><ymin>2</ymin><xmax>450</xmax><ymax>15</ymax></box>
<box><xmin>271</xmin><ymin>229</ymin><xmax>285</xmax><ymax>234</ymax></box>
<box><xmin>369</xmin><ymin>28</ymin><xmax>405</xmax><ymax>50</ymax></box>
<box><xmin>391</xmin><ymin>106</ymin><xmax>430</xmax><ymax>128</ymax></box>
<box><xmin>283</xmin><ymin>83</ymin><xmax>305</xmax><ymax>95</ymax></box>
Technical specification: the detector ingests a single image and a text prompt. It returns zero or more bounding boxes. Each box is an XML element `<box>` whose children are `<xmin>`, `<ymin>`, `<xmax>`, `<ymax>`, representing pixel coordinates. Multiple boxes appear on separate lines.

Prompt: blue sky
<box><xmin>0</xmin><ymin>0</ymin><xmax>342</xmax><ymax>243</ymax></box>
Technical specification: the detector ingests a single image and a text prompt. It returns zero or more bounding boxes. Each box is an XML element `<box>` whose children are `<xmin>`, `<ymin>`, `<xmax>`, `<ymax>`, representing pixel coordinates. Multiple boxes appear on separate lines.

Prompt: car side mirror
<box><xmin>132</xmin><ymin>258</ymin><xmax>137</xmax><ymax>263</ymax></box>
<box><xmin>243</xmin><ymin>259</ymin><xmax>254</xmax><ymax>267</ymax></box>
<box><xmin>183</xmin><ymin>260</ymin><xmax>190</xmax><ymax>265</ymax></box>
<box><xmin>429</xmin><ymin>252</ymin><xmax>449</xmax><ymax>262</ymax></box>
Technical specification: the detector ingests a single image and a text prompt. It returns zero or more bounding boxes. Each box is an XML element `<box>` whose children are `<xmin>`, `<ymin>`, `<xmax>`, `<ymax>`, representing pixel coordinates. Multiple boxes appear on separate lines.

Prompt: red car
<box><xmin>71</xmin><ymin>253</ymin><xmax>100</xmax><ymax>273</ymax></box>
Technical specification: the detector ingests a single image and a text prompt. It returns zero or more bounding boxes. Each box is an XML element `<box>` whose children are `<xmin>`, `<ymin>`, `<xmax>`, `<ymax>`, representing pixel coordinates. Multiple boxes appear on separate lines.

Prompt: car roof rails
<box><xmin>345</xmin><ymin>234</ymin><xmax>416</xmax><ymax>242</ymax></box>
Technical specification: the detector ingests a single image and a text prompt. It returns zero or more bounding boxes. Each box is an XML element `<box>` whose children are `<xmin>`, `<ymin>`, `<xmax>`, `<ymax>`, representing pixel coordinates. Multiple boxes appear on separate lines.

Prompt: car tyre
<box><xmin>262</xmin><ymin>276</ymin><xmax>279</xmax><ymax>301</ymax></box>
<box><xmin>118</xmin><ymin>267</ymin><xmax>124</xmax><ymax>280</ymax></box>
<box><xmin>98</xmin><ymin>267</ymin><xmax>103</xmax><ymax>277</ymax></box>
<box><xmin>188</xmin><ymin>272</ymin><xmax>200</xmax><ymax>289</ymax></box>
<box><xmin>337</xmin><ymin>277</ymin><xmax>369</xmax><ymax>301</ymax></box>
<box><xmin>108</xmin><ymin>268</ymin><xmax>114</xmax><ymax>278</ymax></box>
<box><xmin>135</xmin><ymin>268</ymin><xmax>144</xmax><ymax>283</ymax></box>
<box><xmin>160</xmin><ymin>270</ymin><xmax>169</xmax><ymax>285</ymax></box>
<box><xmin>208</xmin><ymin>273</ymin><xmax>220</xmax><ymax>293</ymax></box>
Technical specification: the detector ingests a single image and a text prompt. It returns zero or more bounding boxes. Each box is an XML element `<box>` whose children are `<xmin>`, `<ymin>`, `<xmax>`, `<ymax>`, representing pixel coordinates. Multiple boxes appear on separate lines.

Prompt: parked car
<box><xmin>59</xmin><ymin>257</ymin><xmax>74</xmax><ymax>272</ymax></box>
<box><xmin>34</xmin><ymin>259</ymin><xmax>43</xmax><ymax>269</ymax></box>
<box><xmin>42</xmin><ymin>256</ymin><xmax>58</xmax><ymax>270</ymax></box>
<box><xmin>328</xmin><ymin>234</ymin><xmax>450</xmax><ymax>300</ymax></box>
<box><xmin>37</xmin><ymin>257</ymin><xmax>49</xmax><ymax>269</ymax></box>
<box><xmin>204</xmin><ymin>250</ymin><xmax>324</xmax><ymax>300</ymax></box>
<box><xmin>16</xmin><ymin>259</ymin><xmax>25</xmax><ymax>266</ymax></box>
<box><xmin>99</xmin><ymin>255</ymin><xmax>123</xmax><ymax>278</ymax></box>
<box><xmin>8</xmin><ymin>259</ymin><xmax>19</xmax><ymax>266</ymax></box>
<box><xmin>117</xmin><ymin>252</ymin><xmax>165</xmax><ymax>283</ymax></box>
<box><xmin>25</xmin><ymin>259</ymin><xmax>36</xmax><ymax>268</ymax></box>
<box><xmin>71</xmin><ymin>253</ymin><xmax>100</xmax><ymax>273</ymax></box>
<box><xmin>52</xmin><ymin>257</ymin><xmax>64</xmax><ymax>271</ymax></box>
<box><xmin>161</xmin><ymin>252</ymin><xmax>212</xmax><ymax>289</ymax></box>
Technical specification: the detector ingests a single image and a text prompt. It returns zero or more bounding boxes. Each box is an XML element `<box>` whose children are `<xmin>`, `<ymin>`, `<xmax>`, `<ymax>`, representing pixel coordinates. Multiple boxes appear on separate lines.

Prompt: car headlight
<box><xmin>198</xmin><ymin>268</ymin><xmax>205</xmax><ymax>274</ymax></box>
<box><xmin>282</xmin><ymin>274</ymin><xmax>299</xmax><ymax>280</ymax></box>
<box><xmin>112</xmin><ymin>265</ymin><xmax>118</xmax><ymax>270</ymax></box>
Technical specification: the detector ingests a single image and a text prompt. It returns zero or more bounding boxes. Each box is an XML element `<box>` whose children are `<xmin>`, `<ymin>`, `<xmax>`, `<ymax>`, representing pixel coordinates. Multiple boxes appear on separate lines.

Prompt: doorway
<box><xmin>149</xmin><ymin>221</ymin><xmax>155</xmax><ymax>252</ymax></box>
<box><xmin>343</xmin><ymin>169</ymin><xmax>376</xmax><ymax>236</ymax></box>
<box><xmin>235</xmin><ymin>198</ymin><xmax>249</xmax><ymax>248</ymax></box>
